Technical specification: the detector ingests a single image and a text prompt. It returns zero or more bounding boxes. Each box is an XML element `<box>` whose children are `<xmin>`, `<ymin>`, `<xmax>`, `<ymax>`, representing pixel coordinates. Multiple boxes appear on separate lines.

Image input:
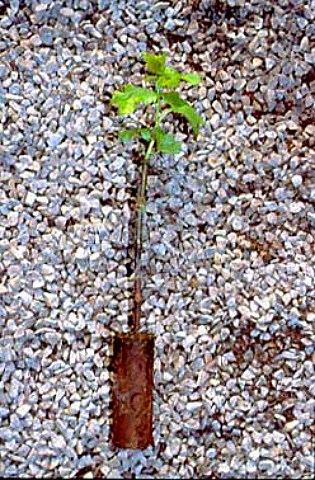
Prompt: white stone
<box><xmin>103</xmin><ymin>117</ymin><xmax>113</xmax><ymax>130</ymax></box>
<box><xmin>41</xmin><ymin>265</ymin><xmax>55</xmax><ymax>276</ymax></box>
<box><xmin>265</xmin><ymin>57</ymin><xmax>276</xmax><ymax>71</ymax></box>
<box><xmin>19</xmin><ymin>291</ymin><xmax>33</xmax><ymax>305</ymax></box>
<box><xmin>52</xmin><ymin>434</ymin><xmax>66</xmax><ymax>450</ymax></box>
<box><xmin>16</xmin><ymin>404</ymin><xmax>31</xmax><ymax>417</ymax></box>
<box><xmin>10</xmin><ymin>245</ymin><xmax>27</xmax><ymax>260</ymax></box>
<box><xmin>241</xmin><ymin>368</ymin><xmax>256</xmax><ymax>381</ymax></box>
<box><xmin>186</xmin><ymin>401</ymin><xmax>202</xmax><ymax>412</ymax></box>
<box><xmin>25</xmin><ymin>191</ymin><xmax>36</xmax><ymax>206</ymax></box>
<box><xmin>69</xmin><ymin>351</ymin><xmax>76</xmax><ymax>366</ymax></box>
<box><xmin>60</xmin><ymin>7</ymin><xmax>74</xmax><ymax>16</ymax></box>
<box><xmin>252</xmin><ymin>57</ymin><xmax>263</xmax><ymax>68</ymax></box>
<box><xmin>282</xmin><ymin>293</ymin><xmax>291</xmax><ymax>305</ymax></box>
<box><xmin>187</xmin><ymin>20</ymin><xmax>199</xmax><ymax>35</ymax></box>
<box><xmin>238</xmin><ymin>305</ymin><xmax>251</xmax><ymax>319</ymax></box>
<box><xmin>183</xmin><ymin>335</ymin><xmax>195</xmax><ymax>350</ymax></box>
<box><xmin>284</xmin><ymin>420</ymin><xmax>299</xmax><ymax>431</ymax></box>
<box><xmin>163</xmin><ymin>372</ymin><xmax>173</xmax><ymax>382</ymax></box>
<box><xmin>289</xmin><ymin>202</ymin><xmax>304</xmax><ymax>213</ymax></box>
<box><xmin>75</xmin><ymin>247</ymin><xmax>88</xmax><ymax>260</ymax></box>
<box><xmin>33</xmin><ymin>277</ymin><xmax>45</xmax><ymax>288</ymax></box>
<box><xmin>48</xmin><ymin>132</ymin><xmax>64</xmax><ymax>148</ymax></box>
<box><xmin>68</xmin><ymin>312</ymin><xmax>86</xmax><ymax>331</ymax></box>
<box><xmin>231</xmin><ymin>216</ymin><xmax>244</xmax><ymax>231</ymax></box>
<box><xmin>210</xmin><ymin>113</ymin><xmax>220</xmax><ymax>129</ymax></box>
<box><xmin>254</xmin><ymin>296</ymin><xmax>271</xmax><ymax>310</ymax></box>
<box><xmin>43</xmin><ymin>292</ymin><xmax>59</xmax><ymax>307</ymax></box>
<box><xmin>8</xmin><ymin>211</ymin><xmax>19</xmax><ymax>226</ymax></box>
<box><xmin>212</xmin><ymin>100</ymin><xmax>224</xmax><ymax>115</ymax></box>
<box><xmin>273</xmin><ymin>431</ymin><xmax>285</xmax><ymax>443</ymax></box>
<box><xmin>69</xmin><ymin>401</ymin><xmax>81</xmax><ymax>415</ymax></box>
<box><xmin>69</xmin><ymin>312</ymin><xmax>78</xmax><ymax>324</ymax></box>
<box><xmin>291</xmin><ymin>175</ymin><xmax>303</xmax><ymax>187</ymax></box>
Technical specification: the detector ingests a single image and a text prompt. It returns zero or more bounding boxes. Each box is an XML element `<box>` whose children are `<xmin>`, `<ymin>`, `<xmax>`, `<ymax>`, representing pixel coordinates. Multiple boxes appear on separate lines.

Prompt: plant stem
<box><xmin>131</xmin><ymin>84</ymin><xmax>161</xmax><ymax>333</ymax></box>
<box><xmin>131</xmin><ymin>138</ymin><xmax>155</xmax><ymax>333</ymax></box>
<box><xmin>155</xmin><ymin>84</ymin><xmax>161</xmax><ymax>129</ymax></box>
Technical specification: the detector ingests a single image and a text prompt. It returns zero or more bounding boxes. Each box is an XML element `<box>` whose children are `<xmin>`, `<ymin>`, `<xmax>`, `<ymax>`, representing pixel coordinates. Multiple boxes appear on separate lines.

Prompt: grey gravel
<box><xmin>0</xmin><ymin>0</ymin><xmax>314</xmax><ymax>478</ymax></box>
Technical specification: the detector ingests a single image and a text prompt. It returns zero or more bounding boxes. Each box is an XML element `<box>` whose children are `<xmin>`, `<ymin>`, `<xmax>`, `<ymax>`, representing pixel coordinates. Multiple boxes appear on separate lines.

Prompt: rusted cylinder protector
<box><xmin>112</xmin><ymin>333</ymin><xmax>154</xmax><ymax>449</ymax></box>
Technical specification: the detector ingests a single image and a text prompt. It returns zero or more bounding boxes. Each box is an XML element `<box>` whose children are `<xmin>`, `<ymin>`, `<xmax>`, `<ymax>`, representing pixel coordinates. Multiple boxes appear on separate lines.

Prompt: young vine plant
<box><xmin>110</xmin><ymin>53</ymin><xmax>204</xmax><ymax>334</ymax></box>
<box><xmin>111</xmin><ymin>52</ymin><xmax>204</xmax><ymax>158</ymax></box>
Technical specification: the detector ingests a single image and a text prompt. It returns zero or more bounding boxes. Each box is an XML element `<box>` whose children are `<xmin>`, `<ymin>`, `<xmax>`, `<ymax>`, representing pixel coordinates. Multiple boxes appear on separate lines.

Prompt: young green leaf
<box><xmin>161</xmin><ymin>91</ymin><xmax>204</xmax><ymax>136</ymax></box>
<box><xmin>119</xmin><ymin>128</ymin><xmax>152</xmax><ymax>143</ymax></box>
<box><xmin>161</xmin><ymin>91</ymin><xmax>188</xmax><ymax>109</ymax></box>
<box><xmin>156</xmin><ymin>67</ymin><xmax>181</xmax><ymax>88</ymax></box>
<box><xmin>111</xmin><ymin>85</ymin><xmax>157</xmax><ymax>115</ymax></box>
<box><xmin>119</xmin><ymin>129</ymin><xmax>138</xmax><ymax>142</ymax></box>
<box><xmin>145</xmin><ymin>75</ymin><xmax>158</xmax><ymax>84</ymax></box>
<box><xmin>143</xmin><ymin>52</ymin><xmax>168</xmax><ymax>75</ymax></box>
<box><xmin>140</xmin><ymin>129</ymin><xmax>152</xmax><ymax>142</ymax></box>
<box><xmin>181</xmin><ymin>73</ymin><xmax>201</xmax><ymax>85</ymax></box>
<box><xmin>153</xmin><ymin>127</ymin><xmax>182</xmax><ymax>154</ymax></box>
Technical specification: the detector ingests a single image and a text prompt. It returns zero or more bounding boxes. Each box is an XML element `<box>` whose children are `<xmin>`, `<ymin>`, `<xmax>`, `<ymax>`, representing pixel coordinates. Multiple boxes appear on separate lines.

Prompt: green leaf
<box><xmin>143</xmin><ymin>52</ymin><xmax>168</xmax><ymax>74</ymax></box>
<box><xmin>161</xmin><ymin>91</ymin><xmax>204</xmax><ymax>136</ymax></box>
<box><xmin>145</xmin><ymin>75</ymin><xmax>158</xmax><ymax>83</ymax></box>
<box><xmin>156</xmin><ymin>67</ymin><xmax>181</xmax><ymax>88</ymax></box>
<box><xmin>119</xmin><ymin>128</ymin><xmax>151</xmax><ymax>143</ymax></box>
<box><xmin>161</xmin><ymin>91</ymin><xmax>189</xmax><ymax>109</ymax></box>
<box><xmin>143</xmin><ymin>55</ymin><xmax>201</xmax><ymax>88</ymax></box>
<box><xmin>119</xmin><ymin>129</ymin><xmax>139</xmax><ymax>142</ymax></box>
<box><xmin>181</xmin><ymin>73</ymin><xmax>201</xmax><ymax>85</ymax></box>
<box><xmin>140</xmin><ymin>129</ymin><xmax>152</xmax><ymax>142</ymax></box>
<box><xmin>111</xmin><ymin>85</ymin><xmax>157</xmax><ymax>115</ymax></box>
<box><xmin>153</xmin><ymin>127</ymin><xmax>182</xmax><ymax>154</ymax></box>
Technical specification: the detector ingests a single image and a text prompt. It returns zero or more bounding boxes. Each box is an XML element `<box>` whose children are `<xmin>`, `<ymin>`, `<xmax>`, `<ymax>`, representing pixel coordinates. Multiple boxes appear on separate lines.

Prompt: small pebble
<box><xmin>291</xmin><ymin>175</ymin><xmax>303</xmax><ymax>188</ymax></box>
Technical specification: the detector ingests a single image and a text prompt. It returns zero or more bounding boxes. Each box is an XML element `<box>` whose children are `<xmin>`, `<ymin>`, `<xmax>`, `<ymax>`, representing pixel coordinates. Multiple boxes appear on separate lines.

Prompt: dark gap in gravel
<box><xmin>172</xmin><ymin>112</ymin><xmax>191</xmax><ymax>135</ymax></box>
<box><xmin>189</xmin><ymin>0</ymin><xmax>254</xmax><ymax>31</ymax></box>
<box><xmin>81</xmin><ymin>10</ymin><xmax>101</xmax><ymax>25</ymax></box>
<box><xmin>301</xmin><ymin>67</ymin><xmax>315</xmax><ymax>85</ymax></box>
<box><xmin>299</xmin><ymin>113</ymin><xmax>315</xmax><ymax>129</ymax></box>
<box><xmin>217</xmin><ymin>319</ymin><xmax>313</xmax><ymax>370</ymax></box>
<box><xmin>199</xmin><ymin>475</ymin><xmax>219</xmax><ymax>480</ymax></box>
<box><xmin>147</xmin><ymin>36</ymin><xmax>160</xmax><ymax>50</ymax></box>
<box><xmin>165</xmin><ymin>32</ymin><xmax>187</xmax><ymax>47</ymax></box>
<box><xmin>186</xmin><ymin>56</ymin><xmax>204</xmax><ymax>72</ymax></box>
<box><xmin>74</xmin><ymin>461</ymin><xmax>103</xmax><ymax>479</ymax></box>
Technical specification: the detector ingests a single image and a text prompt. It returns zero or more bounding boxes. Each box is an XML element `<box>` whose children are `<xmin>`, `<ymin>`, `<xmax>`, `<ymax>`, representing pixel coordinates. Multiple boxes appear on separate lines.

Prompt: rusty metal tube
<box><xmin>111</xmin><ymin>139</ymin><xmax>155</xmax><ymax>449</ymax></box>
<box><xmin>111</xmin><ymin>333</ymin><xmax>154</xmax><ymax>449</ymax></box>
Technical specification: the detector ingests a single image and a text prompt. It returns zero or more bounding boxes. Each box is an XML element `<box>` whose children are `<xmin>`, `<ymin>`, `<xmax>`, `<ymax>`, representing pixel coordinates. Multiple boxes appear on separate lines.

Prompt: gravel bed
<box><xmin>0</xmin><ymin>0</ymin><xmax>314</xmax><ymax>478</ymax></box>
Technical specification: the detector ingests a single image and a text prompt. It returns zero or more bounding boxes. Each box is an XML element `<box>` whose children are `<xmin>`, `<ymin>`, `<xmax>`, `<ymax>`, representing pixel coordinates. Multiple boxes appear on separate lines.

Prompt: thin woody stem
<box><xmin>131</xmin><ymin>138</ymin><xmax>155</xmax><ymax>333</ymax></box>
